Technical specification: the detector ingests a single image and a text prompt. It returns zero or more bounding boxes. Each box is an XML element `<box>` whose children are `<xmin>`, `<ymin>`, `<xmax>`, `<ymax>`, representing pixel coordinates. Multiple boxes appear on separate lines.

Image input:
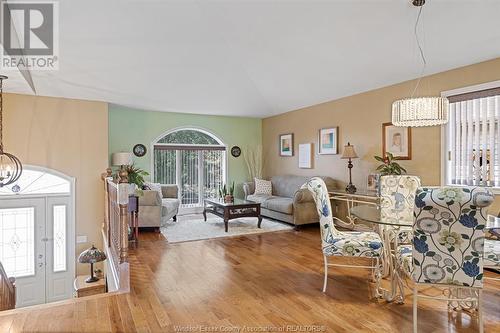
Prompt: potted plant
<box><xmin>219</xmin><ymin>181</ymin><xmax>235</xmax><ymax>203</ymax></box>
<box><xmin>373</xmin><ymin>152</ymin><xmax>407</xmax><ymax>176</ymax></box>
<box><xmin>125</xmin><ymin>164</ymin><xmax>149</xmax><ymax>194</ymax></box>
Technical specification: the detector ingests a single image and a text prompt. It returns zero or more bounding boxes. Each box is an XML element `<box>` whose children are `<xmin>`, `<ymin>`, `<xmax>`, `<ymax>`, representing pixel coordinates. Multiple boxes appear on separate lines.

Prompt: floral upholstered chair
<box><xmin>380</xmin><ymin>175</ymin><xmax>421</xmax><ymax>225</ymax></box>
<box><xmin>302</xmin><ymin>177</ymin><xmax>384</xmax><ymax>294</ymax></box>
<box><xmin>380</xmin><ymin>175</ymin><xmax>420</xmax><ymax>279</ymax></box>
<box><xmin>410</xmin><ymin>186</ymin><xmax>494</xmax><ymax>333</ymax></box>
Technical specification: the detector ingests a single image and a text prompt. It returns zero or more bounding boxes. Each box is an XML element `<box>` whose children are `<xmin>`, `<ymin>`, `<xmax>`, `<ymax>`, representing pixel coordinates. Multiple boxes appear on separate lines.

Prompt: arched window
<box><xmin>153</xmin><ymin>128</ymin><xmax>226</xmax><ymax>208</ymax></box>
<box><xmin>0</xmin><ymin>168</ymin><xmax>71</xmax><ymax>195</ymax></box>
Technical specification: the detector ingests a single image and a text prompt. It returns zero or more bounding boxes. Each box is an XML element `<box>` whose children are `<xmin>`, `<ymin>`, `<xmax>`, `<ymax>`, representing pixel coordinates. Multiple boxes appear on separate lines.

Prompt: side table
<box><xmin>73</xmin><ymin>275</ymin><xmax>105</xmax><ymax>298</ymax></box>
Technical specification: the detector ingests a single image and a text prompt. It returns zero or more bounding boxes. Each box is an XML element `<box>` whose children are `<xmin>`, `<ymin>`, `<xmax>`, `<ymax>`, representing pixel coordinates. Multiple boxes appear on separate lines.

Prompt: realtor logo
<box><xmin>1</xmin><ymin>1</ymin><xmax>59</xmax><ymax>70</ymax></box>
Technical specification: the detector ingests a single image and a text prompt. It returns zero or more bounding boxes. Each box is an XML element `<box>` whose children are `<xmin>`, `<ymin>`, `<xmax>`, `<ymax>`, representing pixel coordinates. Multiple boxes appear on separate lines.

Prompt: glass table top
<box><xmin>204</xmin><ymin>198</ymin><xmax>259</xmax><ymax>207</ymax></box>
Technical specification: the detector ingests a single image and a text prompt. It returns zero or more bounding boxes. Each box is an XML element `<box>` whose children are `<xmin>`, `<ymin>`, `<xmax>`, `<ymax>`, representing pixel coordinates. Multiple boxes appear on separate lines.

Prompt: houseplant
<box><xmin>219</xmin><ymin>181</ymin><xmax>235</xmax><ymax>203</ymax></box>
<box><xmin>374</xmin><ymin>152</ymin><xmax>407</xmax><ymax>176</ymax></box>
<box><xmin>125</xmin><ymin>164</ymin><xmax>149</xmax><ymax>194</ymax></box>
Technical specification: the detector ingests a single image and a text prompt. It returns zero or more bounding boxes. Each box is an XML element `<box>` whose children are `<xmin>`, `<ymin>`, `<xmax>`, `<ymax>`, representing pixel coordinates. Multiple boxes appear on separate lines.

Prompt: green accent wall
<box><xmin>108</xmin><ymin>105</ymin><xmax>262</xmax><ymax>198</ymax></box>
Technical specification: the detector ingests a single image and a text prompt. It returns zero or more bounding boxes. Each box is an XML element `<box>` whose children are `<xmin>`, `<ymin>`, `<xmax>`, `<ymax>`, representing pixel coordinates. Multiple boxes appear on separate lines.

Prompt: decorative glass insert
<box><xmin>53</xmin><ymin>205</ymin><xmax>66</xmax><ymax>272</ymax></box>
<box><xmin>157</xmin><ymin>129</ymin><xmax>220</xmax><ymax>145</ymax></box>
<box><xmin>0</xmin><ymin>169</ymin><xmax>70</xmax><ymax>196</ymax></box>
<box><xmin>0</xmin><ymin>207</ymin><xmax>35</xmax><ymax>277</ymax></box>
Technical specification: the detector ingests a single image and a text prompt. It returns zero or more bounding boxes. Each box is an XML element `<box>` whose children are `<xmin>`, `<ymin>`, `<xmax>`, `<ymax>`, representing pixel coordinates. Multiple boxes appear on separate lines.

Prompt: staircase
<box><xmin>0</xmin><ymin>261</ymin><xmax>15</xmax><ymax>311</ymax></box>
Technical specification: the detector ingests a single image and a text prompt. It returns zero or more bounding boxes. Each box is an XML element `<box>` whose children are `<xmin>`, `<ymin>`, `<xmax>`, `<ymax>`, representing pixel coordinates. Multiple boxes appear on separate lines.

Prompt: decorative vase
<box><xmin>224</xmin><ymin>195</ymin><xmax>234</xmax><ymax>203</ymax></box>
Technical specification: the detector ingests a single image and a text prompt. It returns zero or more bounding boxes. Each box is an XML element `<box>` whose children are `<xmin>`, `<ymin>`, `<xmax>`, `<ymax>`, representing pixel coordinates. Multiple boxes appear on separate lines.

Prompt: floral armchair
<box><xmin>302</xmin><ymin>177</ymin><xmax>384</xmax><ymax>293</ymax></box>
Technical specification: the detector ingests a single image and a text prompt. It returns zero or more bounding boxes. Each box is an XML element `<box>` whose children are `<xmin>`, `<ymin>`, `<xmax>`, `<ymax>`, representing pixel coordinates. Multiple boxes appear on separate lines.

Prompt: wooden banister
<box><xmin>0</xmin><ymin>261</ymin><xmax>16</xmax><ymax>311</ymax></box>
<box><xmin>101</xmin><ymin>169</ymin><xmax>130</xmax><ymax>292</ymax></box>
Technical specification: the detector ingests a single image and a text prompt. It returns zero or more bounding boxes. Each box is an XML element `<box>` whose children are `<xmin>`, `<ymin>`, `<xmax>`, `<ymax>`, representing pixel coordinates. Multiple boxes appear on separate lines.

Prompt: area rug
<box><xmin>161</xmin><ymin>214</ymin><xmax>293</xmax><ymax>243</ymax></box>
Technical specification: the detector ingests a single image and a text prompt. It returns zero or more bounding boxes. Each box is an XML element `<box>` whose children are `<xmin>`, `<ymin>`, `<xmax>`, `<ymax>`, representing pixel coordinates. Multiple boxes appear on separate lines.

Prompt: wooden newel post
<box><xmin>117</xmin><ymin>172</ymin><xmax>129</xmax><ymax>263</ymax></box>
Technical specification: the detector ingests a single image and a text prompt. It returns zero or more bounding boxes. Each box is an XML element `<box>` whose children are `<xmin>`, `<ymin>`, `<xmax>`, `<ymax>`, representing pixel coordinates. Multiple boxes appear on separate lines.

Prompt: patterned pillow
<box><xmin>254</xmin><ymin>178</ymin><xmax>272</xmax><ymax>195</ymax></box>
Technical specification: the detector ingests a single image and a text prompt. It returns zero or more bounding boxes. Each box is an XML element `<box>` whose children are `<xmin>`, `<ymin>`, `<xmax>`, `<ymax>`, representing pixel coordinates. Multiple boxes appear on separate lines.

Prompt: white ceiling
<box><xmin>3</xmin><ymin>0</ymin><xmax>500</xmax><ymax>118</ymax></box>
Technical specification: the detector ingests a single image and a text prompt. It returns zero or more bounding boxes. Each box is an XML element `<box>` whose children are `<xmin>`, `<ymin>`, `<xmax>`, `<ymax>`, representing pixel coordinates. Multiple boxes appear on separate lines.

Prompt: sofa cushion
<box><xmin>247</xmin><ymin>194</ymin><xmax>274</xmax><ymax>204</ymax></box>
<box><xmin>271</xmin><ymin>175</ymin><xmax>336</xmax><ymax>198</ymax></box>
<box><xmin>263</xmin><ymin>197</ymin><xmax>293</xmax><ymax>215</ymax></box>
<box><xmin>161</xmin><ymin>198</ymin><xmax>180</xmax><ymax>217</ymax></box>
<box><xmin>161</xmin><ymin>185</ymin><xmax>178</xmax><ymax>198</ymax></box>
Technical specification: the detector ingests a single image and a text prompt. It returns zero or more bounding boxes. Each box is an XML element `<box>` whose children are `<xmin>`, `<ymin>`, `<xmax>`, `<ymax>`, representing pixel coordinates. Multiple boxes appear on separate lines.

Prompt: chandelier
<box><xmin>0</xmin><ymin>75</ymin><xmax>22</xmax><ymax>187</ymax></box>
<box><xmin>392</xmin><ymin>0</ymin><xmax>449</xmax><ymax>127</ymax></box>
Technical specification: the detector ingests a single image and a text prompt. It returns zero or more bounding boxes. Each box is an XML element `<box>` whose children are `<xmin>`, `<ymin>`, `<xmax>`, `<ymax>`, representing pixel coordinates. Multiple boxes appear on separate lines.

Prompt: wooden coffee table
<box><xmin>203</xmin><ymin>198</ymin><xmax>262</xmax><ymax>232</ymax></box>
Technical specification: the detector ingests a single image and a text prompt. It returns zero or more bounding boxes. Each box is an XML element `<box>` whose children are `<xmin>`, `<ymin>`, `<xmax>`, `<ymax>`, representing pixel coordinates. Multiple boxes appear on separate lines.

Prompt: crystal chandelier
<box><xmin>392</xmin><ymin>0</ymin><xmax>449</xmax><ymax>127</ymax></box>
<box><xmin>0</xmin><ymin>75</ymin><xmax>22</xmax><ymax>187</ymax></box>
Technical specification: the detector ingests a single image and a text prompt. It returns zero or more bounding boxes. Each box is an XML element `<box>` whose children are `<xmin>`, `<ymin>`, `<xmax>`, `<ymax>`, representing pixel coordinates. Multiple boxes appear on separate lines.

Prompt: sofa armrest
<box><xmin>139</xmin><ymin>190</ymin><xmax>162</xmax><ymax>206</ymax></box>
<box><xmin>293</xmin><ymin>188</ymin><xmax>314</xmax><ymax>204</ymax></box>
<box><xmin>161</xmin><ymin>184</ymin><xmax>179</xmax><ymax>199</ymax></box>
<box><xmin>242</xmin><ymin>182</ymin><xmax>255</xmax><ymax>199</ymax></box>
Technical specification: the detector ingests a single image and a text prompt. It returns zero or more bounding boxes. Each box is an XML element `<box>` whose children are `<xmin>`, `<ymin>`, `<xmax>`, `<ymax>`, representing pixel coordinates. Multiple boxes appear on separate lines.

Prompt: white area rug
<box><xmin>161</xmin><ymin>214</ymin><xmax>293</xmax><ymax>243</ymax></box>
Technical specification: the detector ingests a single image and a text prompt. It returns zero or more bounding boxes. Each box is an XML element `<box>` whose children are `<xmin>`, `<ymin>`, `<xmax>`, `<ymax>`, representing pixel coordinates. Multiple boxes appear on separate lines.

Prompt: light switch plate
<box><xmin>76</xmin><ymin>235</ymin><xmax>87</xmax><ymax>244</ymax></box>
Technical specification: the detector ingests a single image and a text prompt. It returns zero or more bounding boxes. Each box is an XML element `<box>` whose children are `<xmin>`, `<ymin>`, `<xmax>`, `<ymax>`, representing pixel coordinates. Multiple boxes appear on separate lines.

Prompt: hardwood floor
<box><xmin>0</xmin><ymin>226</ymin><xmax>499</xmax><ymax>332</ymax></box>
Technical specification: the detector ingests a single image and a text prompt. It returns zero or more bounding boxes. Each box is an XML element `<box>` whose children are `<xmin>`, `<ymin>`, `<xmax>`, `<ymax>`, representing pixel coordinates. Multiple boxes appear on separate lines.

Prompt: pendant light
<box><xmin>0</xmin><ymin>75</ymin><xmax>22</xmax><ymax>187</ymax></box>
<box><xmin>392</xmin><ymin>0</ymin><xmax>449</xmax><ymax>127</ymax></box>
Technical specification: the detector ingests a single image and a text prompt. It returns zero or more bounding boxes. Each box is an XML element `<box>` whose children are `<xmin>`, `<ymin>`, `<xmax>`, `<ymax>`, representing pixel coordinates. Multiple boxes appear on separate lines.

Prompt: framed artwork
<box><xmin>298</xmin><ymin>143</ymin><xmax>313</xmax><ymax>169</ymax></box>
<box><xmin>318</xmin><ymin>127</ymin><xmax>338</xmax><ymax>155</ymax></box>
<box><xmin>382</xmin><ymin>122</ymin><xmax>412</xmax><ymax>160</ymax></box>
<box><xmin>279</xmin><ymin>133</ymin><xmax>294</xmax><ymax>157</ymax></box>
<box><xmin>367</xmin><ymin>173</ymin><xmax>380</xmax><ymax>192</ymax></box>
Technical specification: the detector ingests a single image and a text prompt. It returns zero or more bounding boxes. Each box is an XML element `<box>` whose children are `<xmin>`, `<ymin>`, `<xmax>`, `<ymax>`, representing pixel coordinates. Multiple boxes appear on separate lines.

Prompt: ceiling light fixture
<box><xmin>0</xmin><ymin>75</ymin><xmax>22</xmax><ymax>187</ymax></box>
<box><xmin>392</xmin><ymin>0</ymin><xmax>449</xmax><ymax>127</ymax></box>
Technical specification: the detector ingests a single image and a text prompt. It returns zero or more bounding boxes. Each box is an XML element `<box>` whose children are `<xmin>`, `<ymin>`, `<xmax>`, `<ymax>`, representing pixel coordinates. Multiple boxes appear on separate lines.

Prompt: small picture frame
<box><xmin>318</xmin><ymin>127</ymin><xmax>338</xmax><ymax>155</ymax></box>
<box><xmin>298</xmin><ymin>143</ymin><xmax>313</xmax><ymax>169</ymax></box>
<box><xmin>279</xmin><ymin>133</ymin><xmax>294</xmax><ymax>157</ymax></box>
<box><xmin>367</xmin><ymin>173</ymin><xmax>381</xmax><ymax>192</ymax></box>
<box><xmin>382</xmin><ymin>122</ymin><xmax>412</xmax><ymax>160</ymax></box>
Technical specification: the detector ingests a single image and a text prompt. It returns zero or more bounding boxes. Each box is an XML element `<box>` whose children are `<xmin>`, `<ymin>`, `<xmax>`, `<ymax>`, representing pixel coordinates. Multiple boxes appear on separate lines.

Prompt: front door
<box><xmin>0</xmin><ymin>196</ymin><xmax>74</xmax><ymax>307</ymax></box>
<box><xmin>0</xmin><ymin>198</ymin><xmax>46</xmax><ymax>307</ymax></box>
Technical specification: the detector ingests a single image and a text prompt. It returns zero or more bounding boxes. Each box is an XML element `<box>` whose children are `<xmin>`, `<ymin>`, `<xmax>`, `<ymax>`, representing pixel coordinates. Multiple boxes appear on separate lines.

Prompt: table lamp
<box><xmin>341</xmin><ymin>142</ymin><xmax>358</xmax><ymax>194</ymax></box>
<box><xmin>78</xmin><ymin>245</ymin><xmax>107</xmax><ymax>283</ymax></box>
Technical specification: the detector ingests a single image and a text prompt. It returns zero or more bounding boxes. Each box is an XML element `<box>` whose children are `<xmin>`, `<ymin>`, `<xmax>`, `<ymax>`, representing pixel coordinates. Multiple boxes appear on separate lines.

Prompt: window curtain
<box><xmin>448</xmin><ymin>95</ymin><xmax>500</xmax><ymax>187</ymax></box>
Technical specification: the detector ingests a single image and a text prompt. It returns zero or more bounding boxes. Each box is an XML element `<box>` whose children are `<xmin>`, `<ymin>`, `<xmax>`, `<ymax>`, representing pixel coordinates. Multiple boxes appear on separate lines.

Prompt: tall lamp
<box><xmin>341</xmin><ymin>142</ymin><xmax>358</xmax><ymax>194</ymax></box>
<box><xmin>112</xmin><ymin>152</ymin><xmax>132</xmax><ymax>182</ymax></box>
<box><xmin>78</xmin><ymin>245</ymin><xmax>107</xmax><ymax>283</ymax></box>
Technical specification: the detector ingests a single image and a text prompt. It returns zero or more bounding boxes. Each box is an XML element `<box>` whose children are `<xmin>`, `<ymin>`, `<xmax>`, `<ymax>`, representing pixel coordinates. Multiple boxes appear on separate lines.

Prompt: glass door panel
<box><xmin>180</xmin><ymin>150</ymin><xmax>199</xmax><ymax>207</ymax></box>
<box><xmin>0</xmin><ymin>198</ymin><xmax>45</xmax><ymax>307</ymax></box>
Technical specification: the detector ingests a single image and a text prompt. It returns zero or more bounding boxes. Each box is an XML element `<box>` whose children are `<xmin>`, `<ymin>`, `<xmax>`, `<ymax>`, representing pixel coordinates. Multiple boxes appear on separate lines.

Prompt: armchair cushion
<box><xmin>396</xmin><ymin>245</ymin><xmax>413</xmax><ymax>275</ymax></box>
<box><xmin>324</xmin><ymin>231</ymin><xmax>383</xmax><ymax>258</ymax></box>
<box><xmin>161</xmin><ymin>185</ymin><xmax>179</xmax><ymax>198</ymax></box>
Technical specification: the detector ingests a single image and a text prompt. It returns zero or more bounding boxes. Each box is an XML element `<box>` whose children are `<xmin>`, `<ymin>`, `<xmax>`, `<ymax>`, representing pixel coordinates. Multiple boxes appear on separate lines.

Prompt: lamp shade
<box><xmin>78</xmin><ymin>245</ymin><xmax>107</xmax><ymax>264</ymax></box>
<box><xmin>341</xmin><ymin>143</ymin><xmax>358</xmax><ymax>159</ymax></box>
<box><xmin>392</xmin><ymin>96</ymin><xmax>449</xmax><ymax>127</ymax></box>
<box><xmin>111</xmin><ymin>152</ymin><xmax>132</xmax><ymax>166</ymax></box>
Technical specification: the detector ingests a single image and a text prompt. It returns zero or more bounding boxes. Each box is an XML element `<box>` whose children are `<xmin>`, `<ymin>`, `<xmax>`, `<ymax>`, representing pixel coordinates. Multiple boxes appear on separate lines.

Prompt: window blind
<box><xmin>447</xmin><ymin>94</ymin><xmax>500</xmax><ymax>187</ymax></box>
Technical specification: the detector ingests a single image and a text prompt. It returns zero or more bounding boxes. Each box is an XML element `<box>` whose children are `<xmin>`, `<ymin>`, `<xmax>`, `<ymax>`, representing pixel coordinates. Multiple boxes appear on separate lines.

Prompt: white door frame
<box><xmin>0</xmin><ymin>165</ymin><xmax>76</xmax><ymax>307</ymax></box>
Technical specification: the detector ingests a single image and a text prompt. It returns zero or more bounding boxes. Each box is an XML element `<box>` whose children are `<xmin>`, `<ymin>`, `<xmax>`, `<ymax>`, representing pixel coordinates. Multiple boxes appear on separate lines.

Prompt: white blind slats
<box><xmin>447</xmin><ymin>94</ymin><xmax>499</xmax><ymax>187</ymax></box>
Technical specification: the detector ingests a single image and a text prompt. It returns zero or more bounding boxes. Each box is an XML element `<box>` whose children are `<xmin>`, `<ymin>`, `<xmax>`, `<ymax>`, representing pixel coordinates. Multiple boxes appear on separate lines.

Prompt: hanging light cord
<box><xmin>410</xmin><ymin>5</ymin><xmax>426</xmax><ymax>98</ymax></box>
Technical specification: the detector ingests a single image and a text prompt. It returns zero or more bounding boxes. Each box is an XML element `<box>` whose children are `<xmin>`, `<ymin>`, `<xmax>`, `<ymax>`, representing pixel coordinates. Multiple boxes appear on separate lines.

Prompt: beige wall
<box><xmin>262</xmin><ymin>57</ymin><xmax>500</xmax><ymax>213</ymax></box>
<box><xmin>4</xmin><ymin>93</ymin><xmax>108</xmax><ymax>274</ymax></box>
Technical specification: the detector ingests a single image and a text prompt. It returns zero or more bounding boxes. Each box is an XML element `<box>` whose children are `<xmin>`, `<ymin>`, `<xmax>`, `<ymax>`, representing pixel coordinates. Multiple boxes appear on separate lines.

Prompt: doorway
<box><xmin>0</xmin><ymin>166</ymin><xmax>75</xmax><ymax>307</ymax></box>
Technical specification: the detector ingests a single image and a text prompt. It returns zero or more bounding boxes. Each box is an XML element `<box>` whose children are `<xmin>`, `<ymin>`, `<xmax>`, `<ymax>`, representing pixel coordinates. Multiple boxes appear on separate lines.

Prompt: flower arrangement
<box><xmin>373</xmin><ymin>152</ymin><xmax>407</xmax><ymax>176</ymax></box>
<box><xmin>125</xmin><ymin>164</ymin><xmax>149</xmax><ymax>188</ymax></box>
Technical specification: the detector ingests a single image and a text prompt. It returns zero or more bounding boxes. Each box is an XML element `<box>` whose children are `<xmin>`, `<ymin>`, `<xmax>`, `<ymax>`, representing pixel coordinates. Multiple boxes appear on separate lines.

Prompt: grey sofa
<box><xmin>138</xmin><ymin>185</ymin><xmax>180</xmax><ymax>229</ymax></box>
<box><xmin>243</xmin><ymin>175</ymin><xmax>336</xmax><ymax>227</ymax></box>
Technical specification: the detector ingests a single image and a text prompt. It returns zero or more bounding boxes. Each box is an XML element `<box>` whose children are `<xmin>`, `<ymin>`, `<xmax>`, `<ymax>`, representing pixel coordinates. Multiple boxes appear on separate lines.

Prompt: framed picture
<box><xmin>318</xmin><ymin>127</ymin><xmax>338</xmax><ymax>155</ymax></box>
<box><xmin>279</xmin><ymin>133</ymin><xmax>294</xmax><ymax>157</ymax></box>
<box><xmin>382</xmin><ymin>122</ymin><xmax>412</xmax><ymax>160</ymax></box>
<box><xmin>367</xmin><ymin>173</ymin><xmax>380</xmax><ymax>192</ymax></box>
<box><xmin>298</xmin><ymin>143</ymin><xmax>313</xmax><ymax>168</ymax></box>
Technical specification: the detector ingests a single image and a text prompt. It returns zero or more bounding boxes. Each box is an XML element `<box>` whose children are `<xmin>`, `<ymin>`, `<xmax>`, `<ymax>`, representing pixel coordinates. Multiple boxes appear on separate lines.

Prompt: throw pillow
<box><xmin>254</xmin><ymin>178</ymin><xmax>272</xmax><ymax>195</ymax></box>
<box><xmin>145</xmin><ymin>182</ymin><xmax>163</xmax><ymax>198</ymax></box>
